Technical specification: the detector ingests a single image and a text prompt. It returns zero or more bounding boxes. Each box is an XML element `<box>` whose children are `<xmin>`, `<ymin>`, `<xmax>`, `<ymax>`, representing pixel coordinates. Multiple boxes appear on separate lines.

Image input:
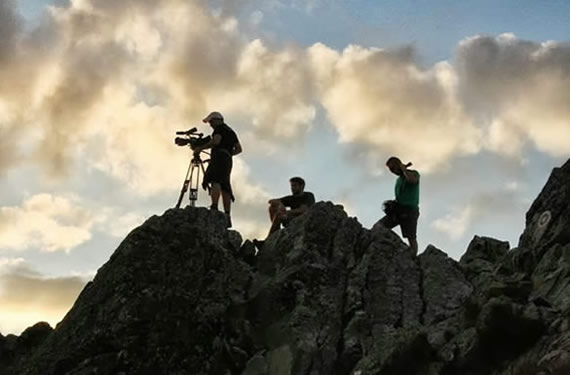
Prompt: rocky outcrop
<box><xmin>0</xmin><ymin>322</ymin><xmax>53</xmax><ymax>373</ymax></box>
<box><xmin>16</xmin><ymin>208</ymin><xmax>254</xmax><ymax>375</ymax></box>
<box><xmin>2</xmin><ymin>159</ymin><xmax>570</xmax><ymax>375</ymax></box>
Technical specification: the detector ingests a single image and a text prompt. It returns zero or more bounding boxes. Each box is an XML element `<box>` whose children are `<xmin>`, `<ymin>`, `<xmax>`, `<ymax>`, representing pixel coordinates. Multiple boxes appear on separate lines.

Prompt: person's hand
<box><xmin>400</xmin><ymin>160</ymin><xmax>412</xmax><ymax>171</ymax></box>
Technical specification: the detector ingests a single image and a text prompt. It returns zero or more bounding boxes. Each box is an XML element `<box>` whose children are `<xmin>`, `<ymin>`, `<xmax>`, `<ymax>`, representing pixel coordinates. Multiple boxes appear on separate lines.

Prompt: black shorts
<box><xmin>203</xmin><ymin>150</ymin><xmax>234</xmax><ymax>201</ymax></box>
<box><xmin>379</xmin><ymin>204</ymin><xmax>419</xmax><ymax>239</ymax></box>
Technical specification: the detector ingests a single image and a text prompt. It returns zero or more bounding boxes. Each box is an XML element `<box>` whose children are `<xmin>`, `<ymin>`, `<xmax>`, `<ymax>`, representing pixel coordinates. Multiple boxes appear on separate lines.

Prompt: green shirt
<box><xmin>395</xmin><ymin>170</ymin><xmax>420</xmax><ymax>208</ymax></box>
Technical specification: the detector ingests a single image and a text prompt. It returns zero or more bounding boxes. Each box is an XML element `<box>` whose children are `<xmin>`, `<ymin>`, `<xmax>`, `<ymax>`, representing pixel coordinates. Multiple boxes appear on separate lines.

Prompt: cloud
<box><xmin>0</xmin><ymin>0</ymin><xmax>318</xmax><ymax>181</ymax></box>
<box><xmin>432</xmin><ymin>188</ymin><xmax>528</xmax><ymax>241</ymax></box>
<box><xmin>93</xmin><ymin>209</ymin><xmax>146</xmax><ymax>239</ymax></box>
<box><xmin>0</xmin><ymin>258</ymin><xmax>88</xmax><ymax>334</ymax></box>
<box><xmin>0</xmin><ymin>0</ymin><xmax>21</xmax><ymax>64</ymax></box>
<box><xmin>2</xmin><ymin>0</ymin><xmax>569</xmax><ymax>188</ymax></box>
<box><xmin>432</xmin><ymin>205</ymin><xmax>474</xmax><ymax>241</ymax></box>
<box><xmin>0</xmin><ymin>194</ymin><xmax>94</xmax><ymax>252</ymax></box>
<box><xmin>457</xmin><ymin>34</ymin><xmax>570</xmax><ymax>157</ymax></box>
<box><xmin>309</xmin><ymin>43</ymin><xmax>483</xmax><ymax>172</ymax></box>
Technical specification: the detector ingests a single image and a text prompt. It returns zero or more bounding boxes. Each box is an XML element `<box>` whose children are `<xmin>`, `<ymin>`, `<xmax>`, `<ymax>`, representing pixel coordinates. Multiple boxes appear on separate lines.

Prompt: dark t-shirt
<box><xmin>279</xmin><ymin>192</ymin><xmax>316</xmax><ymax>209</ymax></box>
<box><xmin>212</xmin><ymin>124</ymin><xmax>239</xmax><ymax>155</ymax></box>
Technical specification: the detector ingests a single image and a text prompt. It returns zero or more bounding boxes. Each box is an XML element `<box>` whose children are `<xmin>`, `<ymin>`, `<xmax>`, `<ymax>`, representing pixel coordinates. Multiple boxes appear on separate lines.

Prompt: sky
<box><xmin>0</xmin><ymin>0</ymin><xmax>568</xmax><ymax>334</ymax></box>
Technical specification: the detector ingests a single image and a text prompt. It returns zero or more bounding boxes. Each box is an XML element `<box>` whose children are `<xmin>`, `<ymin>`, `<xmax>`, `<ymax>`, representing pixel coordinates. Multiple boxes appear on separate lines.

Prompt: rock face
<box><xmin>2</xmin><ymin>159</ymin><xmax>570</xmax><ymax>375</ymax></box>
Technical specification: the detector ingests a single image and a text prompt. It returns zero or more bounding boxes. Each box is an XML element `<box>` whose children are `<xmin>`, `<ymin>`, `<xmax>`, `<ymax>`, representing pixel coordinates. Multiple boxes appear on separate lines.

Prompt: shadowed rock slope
<box><xmin>2</xmin><ymin>159</ymin><xmax>570</xmax><ymax>375</ymax></box>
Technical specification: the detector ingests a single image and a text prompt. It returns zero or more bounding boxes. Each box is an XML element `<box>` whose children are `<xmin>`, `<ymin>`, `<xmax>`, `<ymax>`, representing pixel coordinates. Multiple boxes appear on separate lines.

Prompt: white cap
<box><xmin>202</xmin><ymin>111</ymin><xmax>224</xmax><ymax>123</ymax></box>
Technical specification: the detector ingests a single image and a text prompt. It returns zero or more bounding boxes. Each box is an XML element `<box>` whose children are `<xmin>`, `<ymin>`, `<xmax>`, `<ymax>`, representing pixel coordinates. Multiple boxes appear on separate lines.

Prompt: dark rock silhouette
<box><xmin>1</xmin><ymin>159</ymin><xmax>570</xmax><ymax>375</ymax></box>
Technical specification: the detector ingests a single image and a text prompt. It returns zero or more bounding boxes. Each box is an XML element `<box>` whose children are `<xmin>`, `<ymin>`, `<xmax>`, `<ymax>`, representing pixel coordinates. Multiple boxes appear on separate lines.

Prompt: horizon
<box><xmin>1</xmin><ymin>0</ymin><xmax>569</xmax><ymax>334</ymax></box>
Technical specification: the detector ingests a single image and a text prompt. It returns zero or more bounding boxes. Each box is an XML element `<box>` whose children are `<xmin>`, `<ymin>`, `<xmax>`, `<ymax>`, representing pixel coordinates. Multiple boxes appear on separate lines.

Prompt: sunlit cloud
<box><xmin>1</xmin><ymin>1</ymin><xmax>569</xmax><ymax>185</ymax></box>
<box><xmin>457</xmin><ymin>34</ymin><xmax>570</xmax><ymax>158</ymax></box>
<box><xmin>309</xmin><ymin>43</ymin><xmax>483</xmax><ymax>172</ymax></box>
<box><xmin>0</xmin><ymin>194</ymin><xmax>94</xmax><ymax>252</ymax></box>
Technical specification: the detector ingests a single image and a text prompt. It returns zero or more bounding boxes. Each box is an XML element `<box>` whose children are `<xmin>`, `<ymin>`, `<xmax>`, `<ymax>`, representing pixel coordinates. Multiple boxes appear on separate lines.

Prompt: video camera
<box><xmin>174</xmin><ymin>127</ymin><xmax>211</xmax><ymax>149</ymax></box>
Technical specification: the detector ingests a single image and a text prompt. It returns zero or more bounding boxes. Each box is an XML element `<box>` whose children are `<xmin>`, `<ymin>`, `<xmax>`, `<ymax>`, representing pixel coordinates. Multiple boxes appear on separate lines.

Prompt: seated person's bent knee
<box><xmin>270</xmin><ymin>200</ymin><xmax>283</xmax><ymax>208</ymax></box>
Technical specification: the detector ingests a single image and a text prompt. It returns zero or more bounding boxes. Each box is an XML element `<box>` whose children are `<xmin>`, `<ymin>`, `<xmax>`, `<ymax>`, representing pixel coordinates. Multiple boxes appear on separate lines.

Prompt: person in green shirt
<box><xmin>377</xmin><ymin>156</ymin><xmax>420</xmax><ymax>254</ymax></box>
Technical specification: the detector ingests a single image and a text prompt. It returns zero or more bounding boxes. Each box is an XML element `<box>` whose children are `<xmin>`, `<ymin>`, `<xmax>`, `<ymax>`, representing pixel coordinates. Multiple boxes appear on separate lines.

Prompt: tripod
<box><xmin>175</xmin><ymin>151</ymin><xmax>209</xmax><ymax>208</ymax></box>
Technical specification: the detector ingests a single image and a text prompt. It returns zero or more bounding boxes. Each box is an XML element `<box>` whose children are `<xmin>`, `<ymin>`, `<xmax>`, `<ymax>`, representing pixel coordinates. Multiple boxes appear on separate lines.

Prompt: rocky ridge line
<box><xmin>0</xmin><ymin>159</ymin><xmax>569</xmax><ymax>374</ymax></box>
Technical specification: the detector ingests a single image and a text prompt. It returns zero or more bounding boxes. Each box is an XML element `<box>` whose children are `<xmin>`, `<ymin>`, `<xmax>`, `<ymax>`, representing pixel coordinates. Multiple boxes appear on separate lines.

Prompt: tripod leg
<box><xmin>199</xmin><ymin>162</ymin><xmax>211</xmax><ymax>194</ymax></box>
<box><xmin>175</xmin><ymin>160</ymin><xmax>193</xmax><ymax>209</ymax></box>
<box><xmin>188</xmin><ymin>163</ymin><xmax>198</xmax><ymax>207</ymax></box>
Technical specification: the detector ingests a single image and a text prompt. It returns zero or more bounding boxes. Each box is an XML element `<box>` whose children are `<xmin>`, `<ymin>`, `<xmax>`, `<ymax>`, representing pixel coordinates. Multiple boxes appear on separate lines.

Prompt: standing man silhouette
<box><xmin>192</xmin><ymin>111</ymin><xmax>242</xmax><ymax>227</ymax></box>
<box><xmin>377</xmin><ymin>156</ymin><xmax>420</xmax><ymax>254</ymax></box>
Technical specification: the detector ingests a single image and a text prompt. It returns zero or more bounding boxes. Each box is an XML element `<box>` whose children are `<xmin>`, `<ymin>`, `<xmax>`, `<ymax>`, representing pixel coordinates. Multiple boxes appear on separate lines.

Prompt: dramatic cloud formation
<box><xmin>457</xmin><ymin>34</ymin><xmax>570</xmax><ymax>157</ymax></box>
<box><xmin>309</xmin><ymin>43</ymin><xmax>482</xmax><ymax>172</ymax></box>
<box><xmin>0</xmin><ymin>258</ymin><xmax>88</xmax><ymax>334</ymax></box>
<box><xmin>1</xmin><ymin>1</ymin><xmax>568</xmax><ymax>182</ymax></box>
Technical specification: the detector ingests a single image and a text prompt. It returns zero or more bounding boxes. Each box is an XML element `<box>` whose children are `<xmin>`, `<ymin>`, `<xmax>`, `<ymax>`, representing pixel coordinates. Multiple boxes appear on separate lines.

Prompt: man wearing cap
<box><xmin>192</xmin><ymin>111</ymin><xmax>242</xmax><ymax>227</ymax></box>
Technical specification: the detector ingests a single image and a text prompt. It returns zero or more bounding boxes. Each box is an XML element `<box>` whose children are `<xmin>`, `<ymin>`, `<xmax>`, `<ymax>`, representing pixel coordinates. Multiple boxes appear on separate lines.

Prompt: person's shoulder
<box><xmin>411</xmin><ymin>170</ymin><xmax>420</xmax><ymax>177</ymax></box>
<box><xmin>304</xmin><ymin>191</ymin><xmax>316</xmax><ymax>200</ymax></box>
<box><xmin>224</xmin><ymin>124</ymin><xmax>238</xmax><ymax>136</ymax></box>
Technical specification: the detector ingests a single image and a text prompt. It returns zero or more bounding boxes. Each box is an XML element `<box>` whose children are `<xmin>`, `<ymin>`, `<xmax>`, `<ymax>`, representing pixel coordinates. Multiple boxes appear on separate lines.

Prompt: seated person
<box><xmin>254</xmin><ymin>177</ymin><xmax>315</xmax><ymax>249</ymax></box>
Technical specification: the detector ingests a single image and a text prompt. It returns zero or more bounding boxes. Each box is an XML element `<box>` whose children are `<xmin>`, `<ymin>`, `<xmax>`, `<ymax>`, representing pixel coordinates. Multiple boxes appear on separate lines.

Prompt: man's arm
<box><xmin>269</xmin><ymin>196</ymin><xmax>288</xmax><ymax>205</ymax></box>
<box><xmin>232</xmin><ymin>142</ymin><xmax>243</xmax><ymax>156</ymax></box>
<box><xmin>400</xmin><ymin>162</ymin><xmax>419</xmax><ymax>184</ymax></box>
<box><xmin>288</xmin><ymin>205</ymin><xmax>309</xmax><ymax>216</ymax></box>
<box><xmin>286</xmin><ymin>193</ymin><xmax>314</xmax><ymax>216</ymax></box>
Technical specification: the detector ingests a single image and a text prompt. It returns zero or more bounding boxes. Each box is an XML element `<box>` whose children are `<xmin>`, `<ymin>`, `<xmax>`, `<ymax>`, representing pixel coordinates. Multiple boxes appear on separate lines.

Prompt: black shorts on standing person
<box><xmin>380</xmin><ymin>201</ymin><xmax>419</xmax><ymax>240</ymax></box>
<box><xmin>203</xmin><ymin>122</ymin><xmax>239</xmax><ymax>200</ymax></box>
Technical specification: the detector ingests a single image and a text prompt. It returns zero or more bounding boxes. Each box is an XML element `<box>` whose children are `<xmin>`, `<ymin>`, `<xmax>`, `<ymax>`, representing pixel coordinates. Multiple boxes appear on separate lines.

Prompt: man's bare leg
<box><xmin>210</xmin><ymin>183</ymin><xmax>221</xmax><ymax>209</ymax></box>
<box><xmin>268</xmin><ymin>201</ymin><xmax>286</xmax><ymax>236</ymax></box>
<box><xmin>221</xmin><ymin>191</ymin><xmax>232</xmax><ymax>214</ymax></box>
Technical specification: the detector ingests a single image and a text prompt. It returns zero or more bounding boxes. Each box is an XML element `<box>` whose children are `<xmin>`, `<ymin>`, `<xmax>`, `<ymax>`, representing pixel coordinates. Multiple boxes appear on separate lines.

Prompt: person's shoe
<box><xmin>210</xmin><ymin>205</ymin><xmax>218</xmax><ymax>211</ymax></box>
<box><xmin>225</xmin><ymin>213</ymin><xmax>232</xmax><ymax>228</ymax></box>
<box><xmin>253</xmin><ymin>239</ymin><xmax>265</xmax><ymax>250</ymax></box>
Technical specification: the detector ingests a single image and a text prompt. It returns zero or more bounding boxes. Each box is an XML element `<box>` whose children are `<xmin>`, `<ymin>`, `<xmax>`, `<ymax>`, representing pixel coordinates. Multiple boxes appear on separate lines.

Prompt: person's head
<box><xmin>202</xmin><ymin>111</ymin><xmax>224</xmax><ymax>128</ymax></box>
<box><xmin>289</xmin><ymin>177</ymin><xmax>305</xmax><ymax>195</ymax></box>
<box><xmin>386</xmin><ymin>156</ymin><xmax>409</xmax><ymax>176</ymax></box>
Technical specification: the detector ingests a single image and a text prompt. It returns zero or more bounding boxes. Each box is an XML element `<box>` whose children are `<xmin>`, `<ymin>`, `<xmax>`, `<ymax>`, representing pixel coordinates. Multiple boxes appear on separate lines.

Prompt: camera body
<box><xmin>174</xmin><ymin>127</ymin><xmax>211</xmax><ymax>149</ymax></box>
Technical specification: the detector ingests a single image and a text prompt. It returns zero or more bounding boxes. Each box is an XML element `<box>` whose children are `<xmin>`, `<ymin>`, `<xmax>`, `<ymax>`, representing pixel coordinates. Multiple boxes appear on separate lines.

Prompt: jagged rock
<box><xmin>16</xmin><ymin>322</ymin><xmax>53</xmax><ymax>354</ymax></box>
<box><xmin>419</xmin><ymin>245</ymin><xmax>473</xmax><ymax>325</ymax></box>
<box><xmin>4</xmin><ymin>159</ymin><xmax>570</xmax><ymax>375</ymax></box>
<box><xmin>17</xmin><ymin>207</ymin><xmax>254</xmax><ymax>375</ymax></box>
<box><xmin>353</xmin><ymin>326</ymin><xmax>432</xmax><ymax>375</ymax></box>
<box><xmin>519</xmin><ymin>159</ymin><xmax>570</xmax><ymax>252</ymax></box>
<box><xmin>532</xmin><ymin>243</ymin><xmax>570</xmax><ymax>312</ymax></box>
<box><xmin>0</xmin><ymin>323</ymin><xmax>53</xmax><ymax>373</ymax></box>
<box><xmin>476</xmin><ymin>297</ymin><xmax>549</xmax><ymax>363</ymax></box>
<box><xmin>250</xmin><ymin>202</ymin><xmax>365</xmax><ymax>374</ymax></box>
<box><xmin>238</xmin><ymin>240</ymin><xmax>257</xmax><ymax>266</ymax></box>
<box><xmin>460</xmin><ymin>236</ymin><xmax>510</xmax><ymax>291</ymax></box>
